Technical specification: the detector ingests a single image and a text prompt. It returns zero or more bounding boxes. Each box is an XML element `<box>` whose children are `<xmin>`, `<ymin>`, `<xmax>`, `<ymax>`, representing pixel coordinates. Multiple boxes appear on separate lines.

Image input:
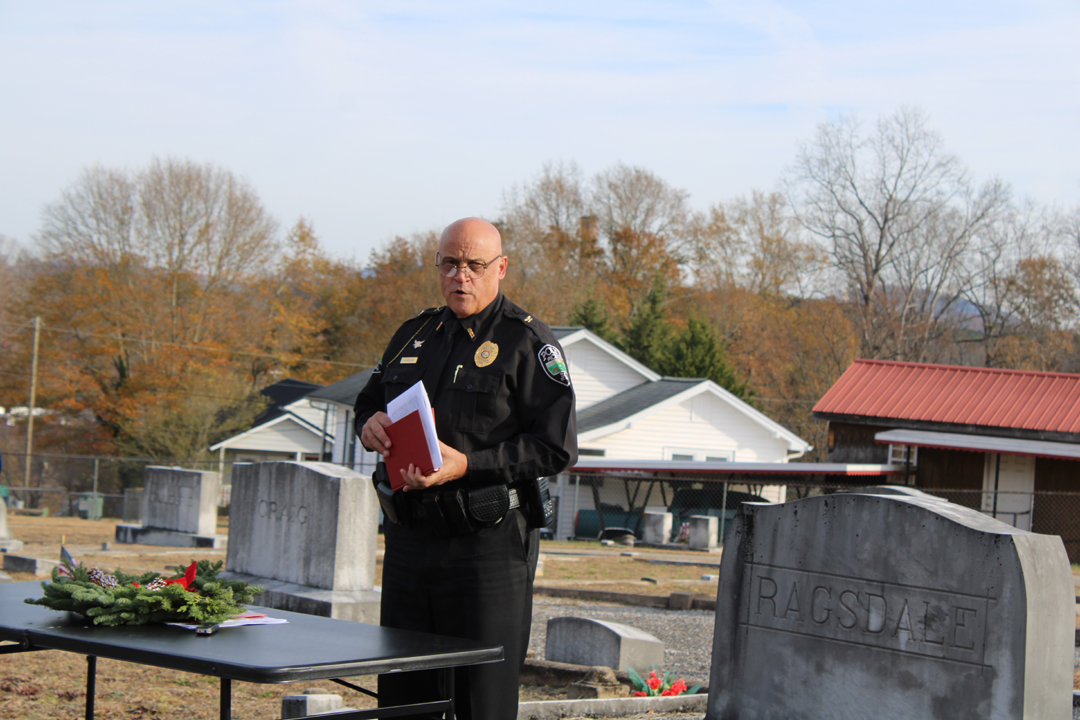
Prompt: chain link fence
<box><xmin>5</xmin><ymin>455</ymin><xmax>1080</xmax><ymax>562</ymax></box>
<box><xmin>558</xmin><ymin>470</ymin><xmax>1080</xmax><ymax>562</ymax></box>
<box><xmin>0</xmin><ymin>451</ymin><xmax>229</xmax><ymax>521</ymax></box>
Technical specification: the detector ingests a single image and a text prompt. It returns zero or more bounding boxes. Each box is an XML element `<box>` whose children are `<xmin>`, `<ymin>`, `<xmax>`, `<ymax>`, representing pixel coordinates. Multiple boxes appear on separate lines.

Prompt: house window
<box><xmin>579</xmin><ymin>448</ymin><xmax>606</xmax><ymax>457</ymax></box>
<box><xmin>888</xmin><ymin>444</ymin><xmax>917</xmax><ymax>466</ymax></box>
<box><xmin>665</xmin><ymin>448</ymin><xmax>734</xmax><ymax>462</ymax></box>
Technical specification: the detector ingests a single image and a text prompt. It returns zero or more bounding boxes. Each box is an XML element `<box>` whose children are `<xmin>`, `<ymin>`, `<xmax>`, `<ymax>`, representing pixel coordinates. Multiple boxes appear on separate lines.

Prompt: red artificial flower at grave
<box><xmin>628</xmin><ymin>666</ymin><xmax>700</xmax><ymax>698</ymax></box>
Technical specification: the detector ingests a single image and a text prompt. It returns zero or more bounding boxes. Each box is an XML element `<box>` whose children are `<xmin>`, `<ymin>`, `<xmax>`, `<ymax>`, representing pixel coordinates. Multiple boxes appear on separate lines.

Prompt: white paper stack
<box><xmin>386</xmin><ymin>379</ymin><xmax>443</xmax><ymax>471</ymax></box>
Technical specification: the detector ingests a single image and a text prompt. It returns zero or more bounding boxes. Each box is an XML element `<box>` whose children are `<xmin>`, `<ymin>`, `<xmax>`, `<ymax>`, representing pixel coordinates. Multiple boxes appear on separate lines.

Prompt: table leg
<box><xmin>220</xmin><ymin>677</ymin><xmax>232</xmax><ymax>720</ymax></box>
<box><xmin>85</xmin><ymin>655</ymin><xmax>96</xmax><ymax>720</ymax></box>
<box><xmin>444</xmin><ymin>666</ymin><xmax>455</xmax><ymax>720</ymax></box>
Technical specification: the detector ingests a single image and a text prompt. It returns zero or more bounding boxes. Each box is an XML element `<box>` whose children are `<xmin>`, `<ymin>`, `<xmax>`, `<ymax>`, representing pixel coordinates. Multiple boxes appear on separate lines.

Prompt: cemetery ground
<box><xmin>0</xmin><ymin>514</ymin><xmax>722</xmax><ymax>720</ymax></box>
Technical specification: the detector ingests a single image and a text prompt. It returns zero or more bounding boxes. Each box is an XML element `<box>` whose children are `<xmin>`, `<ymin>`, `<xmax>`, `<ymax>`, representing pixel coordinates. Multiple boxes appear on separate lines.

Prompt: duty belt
<box><xmin>402</xmin><ymin>484</ymin><xmax>521</xmax><ymax>537</ymax></box>
<box><xmin>408</xmin><ymin>487</ymin><xmax>521</xmax><ymax>519</ymax></box>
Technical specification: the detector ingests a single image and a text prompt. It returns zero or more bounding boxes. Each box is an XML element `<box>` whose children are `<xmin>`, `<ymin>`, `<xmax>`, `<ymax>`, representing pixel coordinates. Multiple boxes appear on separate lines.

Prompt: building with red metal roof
<box><xmin>813</xmin><ymin>359</ymin><xmax>1080</xmax><ymax>558</ymax></box>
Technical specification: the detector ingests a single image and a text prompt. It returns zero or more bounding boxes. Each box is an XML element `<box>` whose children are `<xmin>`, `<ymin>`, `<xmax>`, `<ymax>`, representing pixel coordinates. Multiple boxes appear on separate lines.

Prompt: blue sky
<box><xmin>1</xmin><ymin>1</ymin><xmax>1077</xmax><ymax>262</ymax></box>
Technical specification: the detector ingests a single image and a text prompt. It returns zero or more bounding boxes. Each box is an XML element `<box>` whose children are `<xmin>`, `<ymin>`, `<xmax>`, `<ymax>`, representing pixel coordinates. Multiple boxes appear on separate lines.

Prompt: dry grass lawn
<box><xmin>0</xmin><ymin>515</ymin><xmax>720</xmax><ymax>718</ymax></box>
<box><xmin>9</xmin><ymin>514</ymin><xmax>1072</xmax><ymax>716</ymax></box>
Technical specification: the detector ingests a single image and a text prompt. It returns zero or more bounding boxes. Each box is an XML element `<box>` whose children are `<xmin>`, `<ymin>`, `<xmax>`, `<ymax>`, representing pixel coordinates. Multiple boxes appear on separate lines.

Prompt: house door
<box><xmin>981</xmin><ymin>453</ymin><xmax>1034</xmax><ymax>531</ymax></box>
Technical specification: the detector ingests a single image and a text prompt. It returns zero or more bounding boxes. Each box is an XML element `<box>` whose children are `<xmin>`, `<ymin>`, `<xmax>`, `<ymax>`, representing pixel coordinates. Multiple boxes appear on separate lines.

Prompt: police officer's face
<box><xmin>438</xmin><ymin>219</ymin><xmax>508</xmax><ymax>318</ymax></box>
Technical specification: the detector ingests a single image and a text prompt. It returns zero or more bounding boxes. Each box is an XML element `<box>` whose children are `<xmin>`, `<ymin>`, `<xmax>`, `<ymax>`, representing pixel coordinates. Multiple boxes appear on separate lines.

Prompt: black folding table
<box><xmin>0</xmin><ymin>581</ymin><xmax>502</xmax><ymax>720</ymax></box>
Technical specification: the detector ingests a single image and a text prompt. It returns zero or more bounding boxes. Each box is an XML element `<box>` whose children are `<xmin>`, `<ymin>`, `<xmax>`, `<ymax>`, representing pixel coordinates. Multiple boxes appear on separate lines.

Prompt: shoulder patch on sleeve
<box><xmin>539</xmin><ymin>344</ymin><xmax>571</xmax><ymax>387</ymax></box>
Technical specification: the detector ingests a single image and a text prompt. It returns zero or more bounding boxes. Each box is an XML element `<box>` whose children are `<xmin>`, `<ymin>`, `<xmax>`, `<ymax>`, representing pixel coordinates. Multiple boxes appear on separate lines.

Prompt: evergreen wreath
<box><xmin>25</xmin><ymin>552</ymin><xmax>264</xmax><ymax>627</ymax></box>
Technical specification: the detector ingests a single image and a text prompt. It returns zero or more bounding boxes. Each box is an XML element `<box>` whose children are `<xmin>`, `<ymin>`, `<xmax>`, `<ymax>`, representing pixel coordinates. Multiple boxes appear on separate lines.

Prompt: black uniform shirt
<box><xmin>353</xmin><ymin>293</ymin><xmax>578</xmax><ymax>488</ymax></box>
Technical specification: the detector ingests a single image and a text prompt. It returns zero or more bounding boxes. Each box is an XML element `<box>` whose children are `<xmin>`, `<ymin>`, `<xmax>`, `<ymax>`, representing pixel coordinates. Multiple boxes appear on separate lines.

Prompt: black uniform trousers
<box><xmin>378</xmin><ymin>508</ymin><xmax>539</xmax><ymax>720</ymax></box>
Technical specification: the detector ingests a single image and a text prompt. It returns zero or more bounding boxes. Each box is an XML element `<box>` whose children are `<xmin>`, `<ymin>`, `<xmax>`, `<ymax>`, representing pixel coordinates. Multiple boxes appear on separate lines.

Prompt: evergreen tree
<box><xmin>570</xmin><ymin>295</ymin><xmax>619</xmax><ymax>344</ymax></box>
<box><xmin>620</xmin><ymin>273</ymin><xmax>673</xmax><ymax>371</ymax></box>
<box><xmin>662</xmin><ymin>317</ymin><xmax>755</xmax><ymax>403</ymax></box>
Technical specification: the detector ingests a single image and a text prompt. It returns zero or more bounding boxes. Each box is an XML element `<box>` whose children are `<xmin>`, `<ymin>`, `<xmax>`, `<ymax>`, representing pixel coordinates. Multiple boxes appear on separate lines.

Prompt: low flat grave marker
<box><xmin>546</xmin><ymin>616</ymin><xmax>664</xmax><ymax>672</ymax></box>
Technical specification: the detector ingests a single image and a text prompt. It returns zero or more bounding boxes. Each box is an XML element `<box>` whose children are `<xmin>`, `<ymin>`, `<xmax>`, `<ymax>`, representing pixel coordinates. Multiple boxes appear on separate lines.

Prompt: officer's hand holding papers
<box><xmin>384</xmin><ymin>380</ymin><xmax>443</xmax><ymax>490</ymax></box>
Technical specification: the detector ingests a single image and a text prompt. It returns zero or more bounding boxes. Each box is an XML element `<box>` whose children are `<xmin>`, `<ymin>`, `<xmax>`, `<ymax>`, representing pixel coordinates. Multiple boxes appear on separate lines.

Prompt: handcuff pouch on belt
<box><xmin>435</xmin><ymin>484</ymin><xmax>510</xmax><ymax>536</ymax></box>
<box><xmin>464</xmin><ymin>484</ymin><xmax>510</xmax><ymax>526</ymax></box>
<box><xmin>372</xmin><ymin>462</ymin><xmax>409</xmax><ymax>526</ymax></box>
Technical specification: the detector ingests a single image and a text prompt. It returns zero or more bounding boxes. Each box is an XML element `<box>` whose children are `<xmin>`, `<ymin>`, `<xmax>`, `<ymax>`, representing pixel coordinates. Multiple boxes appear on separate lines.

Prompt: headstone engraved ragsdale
<box><xmin>706</xmin><ymin>493</ymin><xmax>1073</xmax><ymax>720</ymax></box>
<box><xmin>114</xmin><ymin>466</ymin><xmax>224</xmax><ymax>548</ymax></box>
<box><xmin>221</xmin><ymin>462</ymin><xmax>380</xmax><ymax>623</ymax></box>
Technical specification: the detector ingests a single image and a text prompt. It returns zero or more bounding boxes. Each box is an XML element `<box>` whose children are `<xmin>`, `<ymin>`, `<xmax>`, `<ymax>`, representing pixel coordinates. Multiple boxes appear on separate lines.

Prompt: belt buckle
<box><xmin>420</xmin><ymin>493</ymin><xmax>451</xmax><ymax>537</ymax></box>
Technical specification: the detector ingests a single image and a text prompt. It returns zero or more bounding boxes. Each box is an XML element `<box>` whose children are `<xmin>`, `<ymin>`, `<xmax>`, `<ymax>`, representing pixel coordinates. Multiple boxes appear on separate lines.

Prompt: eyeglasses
<box><xmin>435</xmin><ymin>253</ymin><xmax>504</xmax><ymax>279</ymax></box>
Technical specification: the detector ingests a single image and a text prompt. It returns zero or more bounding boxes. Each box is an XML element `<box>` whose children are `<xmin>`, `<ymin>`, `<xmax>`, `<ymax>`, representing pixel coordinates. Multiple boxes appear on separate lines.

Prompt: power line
<box><xmin>0</xmin><ymin>319</ymin><xmax>371</xmax><ymax>369</ymax></box>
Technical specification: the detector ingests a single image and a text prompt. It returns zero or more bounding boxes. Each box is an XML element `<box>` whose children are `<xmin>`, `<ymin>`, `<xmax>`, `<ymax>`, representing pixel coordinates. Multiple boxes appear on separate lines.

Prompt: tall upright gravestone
<box><xmin>0</xmin><ymin>500</ymin><xmax>23</xmax><ymax>553</ymax></box>
<box><xmin>222</xmin><ymin>462</ymin><xmax>380</xmax><ymax>623</ymax></box>
<box><xmin>114</xmin><ymin>466</ymin><xmax>224</xmax><ymax>548</ymax></box>
<box><xmin>707</xmin><ymin>493</ymin><xmax>1073</xmax><ymax>720</ymax></box>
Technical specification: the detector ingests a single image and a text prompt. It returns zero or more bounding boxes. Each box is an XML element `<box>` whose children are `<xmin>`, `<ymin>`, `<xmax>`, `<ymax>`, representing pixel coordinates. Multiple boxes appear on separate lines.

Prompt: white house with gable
<box><xmin>276</xmin><ymin>327</ymin><xmax>811</xmax><ymax>538</ymax></box>
<box><xmin>209</xmin><ymin>378</ymin><xmax>334</xmax><ymax>469</ymax></box>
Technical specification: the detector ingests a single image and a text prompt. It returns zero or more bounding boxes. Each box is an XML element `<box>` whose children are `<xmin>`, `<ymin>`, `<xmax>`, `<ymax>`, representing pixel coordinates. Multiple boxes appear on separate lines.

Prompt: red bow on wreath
<box><xmin>165</xmin><ymin>561</ymin><xmax>198</xmax><ymax>590</ymax></box>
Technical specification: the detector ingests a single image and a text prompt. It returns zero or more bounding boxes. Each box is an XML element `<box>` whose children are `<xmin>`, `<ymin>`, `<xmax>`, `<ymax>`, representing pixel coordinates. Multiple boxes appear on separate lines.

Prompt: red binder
<box><xmin>383</xmin><ymin>410</ymin><xmax>438</xmax><ymax>491</ymax></box>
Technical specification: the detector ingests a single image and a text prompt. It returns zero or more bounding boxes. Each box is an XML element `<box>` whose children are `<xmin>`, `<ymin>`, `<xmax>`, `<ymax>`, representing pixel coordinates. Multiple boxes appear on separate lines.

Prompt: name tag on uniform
<box><xmin>400</xmin><ymin>357</ymin><xmax>418</xmax><ymax>364</ymax></box>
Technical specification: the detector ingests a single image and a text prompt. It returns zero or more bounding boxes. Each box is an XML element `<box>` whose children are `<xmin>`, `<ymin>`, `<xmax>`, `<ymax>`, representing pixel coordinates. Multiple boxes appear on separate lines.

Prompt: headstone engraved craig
<box><xmin>706</xmin><ymin>493</ymin><xmax>1073</xmax><ymax>720</ymax></box>
<box><xmin>114</xmin><ymin>467</ymin><xmax>224</xmax><ymax>548</ymax></box>
<box><xmin>221</xmin><ymin>462</ymin><xmax>380</xmax><ymax>623</ymax></box>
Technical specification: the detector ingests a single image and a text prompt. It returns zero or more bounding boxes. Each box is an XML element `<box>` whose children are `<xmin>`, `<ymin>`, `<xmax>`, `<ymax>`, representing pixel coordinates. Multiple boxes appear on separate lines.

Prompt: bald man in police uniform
<box><xmin>354</xmin><ymin>217</ymin><xmax>577</xmax><ymax>719</ymax></box>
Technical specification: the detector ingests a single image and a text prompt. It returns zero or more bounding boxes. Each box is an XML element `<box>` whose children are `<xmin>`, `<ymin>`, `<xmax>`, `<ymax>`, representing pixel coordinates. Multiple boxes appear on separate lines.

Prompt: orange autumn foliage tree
<box><xmin>11</xmin><ymin>159</ymin><xmax>292</xmax><ymax>463</ymax></box>
<box><xmin>250</xmin><ymin>218</ymin><xmax>374</xmax><ymax>386</ymax></box>
<box><xmin>350</xmin><ymin>232</ymin><xmax>443</xmax><ymax>364</ymax></box>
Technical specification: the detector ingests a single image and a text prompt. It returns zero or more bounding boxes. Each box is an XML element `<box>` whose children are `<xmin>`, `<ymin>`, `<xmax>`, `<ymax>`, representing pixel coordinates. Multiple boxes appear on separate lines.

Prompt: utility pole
<box><xmin>23</xmin><ymin>317</ymin><xmax>41</xmax><ymax>495</ymax></box>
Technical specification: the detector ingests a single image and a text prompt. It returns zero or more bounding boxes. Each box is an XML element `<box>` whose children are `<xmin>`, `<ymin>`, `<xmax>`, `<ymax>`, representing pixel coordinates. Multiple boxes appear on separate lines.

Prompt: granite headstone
<box><xmin>115</xmin><ymin>466</ymin><xmax>224</xmax><ymax>548</ymax></box>
<box><xmin>221</xmin><ymin>461</ymin><xmax>380</xmax><ymax>623</ymax></box>
<box><xmin>643</xmin><ymin>512</ymin><xmax>672</xmax><ymax>545</ymax></box>
<box><xmin>546</xmin><ymin>617</ymin><xmax>664</xmax><ymax>672</ymax></box>
<box><xmin>688</xmin><ymin>515</ymin><xmax>718</xmax><ymax>549</ymax></box>
<box><xmin>0</xmin><ymin>500</ymin><xmax>22</xmax><ymax>552</ymax></box>
<box><xmin>707</xmin><ymin>493</ymin><xmax>1073</xmax><ymax>720</ymax></box>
